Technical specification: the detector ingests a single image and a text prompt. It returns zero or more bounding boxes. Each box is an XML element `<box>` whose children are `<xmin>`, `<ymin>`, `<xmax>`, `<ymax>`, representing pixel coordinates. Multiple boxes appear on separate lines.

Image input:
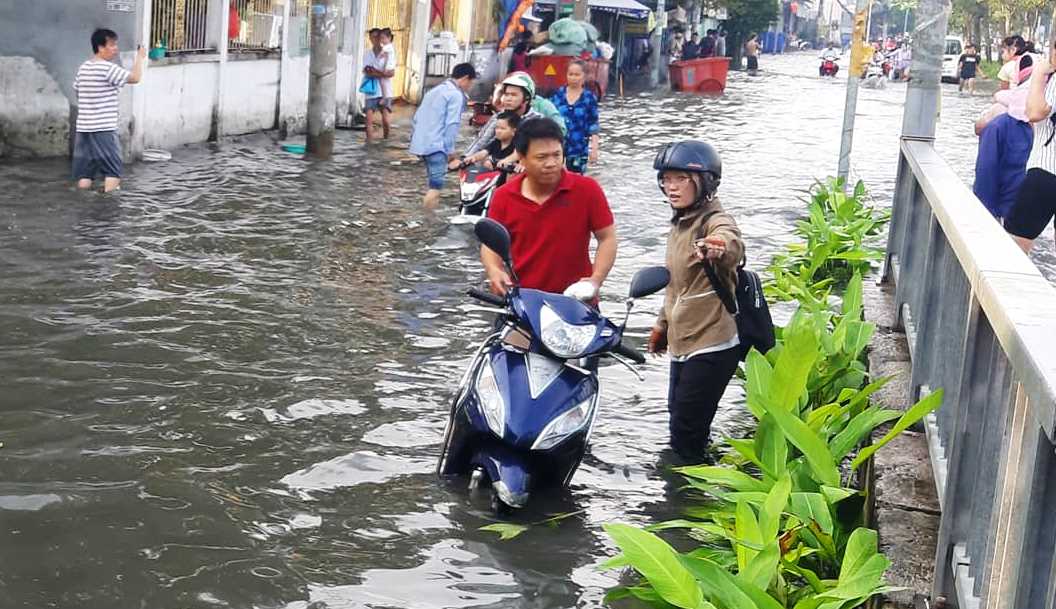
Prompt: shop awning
<box><xmin>533</xmin><ymin>0</ymin><xmax>651</xmax><ymax>20</ymax></box>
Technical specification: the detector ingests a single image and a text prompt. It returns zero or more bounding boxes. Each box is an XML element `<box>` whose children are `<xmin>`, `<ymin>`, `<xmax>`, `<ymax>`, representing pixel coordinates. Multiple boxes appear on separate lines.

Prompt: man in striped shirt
<box><xmin>72</xmin><ymin>28</ymin><xmax>145</xmax><ymax>192</ymax></box>
<box><xmin>1005</xmin><ymin>41</ymin><xmax>1056</xmax><ymax>253</ymax></box>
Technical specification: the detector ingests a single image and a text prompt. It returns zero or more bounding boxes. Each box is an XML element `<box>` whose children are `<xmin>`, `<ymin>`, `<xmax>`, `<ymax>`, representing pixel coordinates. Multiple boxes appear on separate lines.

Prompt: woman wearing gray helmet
<box><xmin>646</xmin><ymin>141</ymin><xmax>744</xmax><ymax>464</ymax></box>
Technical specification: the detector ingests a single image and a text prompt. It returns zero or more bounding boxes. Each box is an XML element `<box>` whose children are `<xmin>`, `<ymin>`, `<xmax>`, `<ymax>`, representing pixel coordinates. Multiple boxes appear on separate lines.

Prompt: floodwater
<box><xmin>1</xmin><ymin>53</ymin><xmax>1050</xmax><ymax>609</ymax></box>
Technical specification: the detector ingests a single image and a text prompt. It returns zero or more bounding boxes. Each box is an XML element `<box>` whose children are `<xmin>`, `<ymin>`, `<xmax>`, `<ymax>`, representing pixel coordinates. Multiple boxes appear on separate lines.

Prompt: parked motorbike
<box><xmin>437</xmin><ymin>219</ymin><xmax>669</xmax><ymax>512</ymax></box>
<box><xmin>450</xmin><ymin>164</ymin><xmax>515</xmax><ymax>225</ymax></box>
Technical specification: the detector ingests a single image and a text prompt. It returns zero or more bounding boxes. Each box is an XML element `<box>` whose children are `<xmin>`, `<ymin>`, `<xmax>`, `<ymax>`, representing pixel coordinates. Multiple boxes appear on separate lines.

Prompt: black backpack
<box><xmin>704</xmin><ymin>261</ymin><xmax>776</xmax><ymax>361</ymax></box>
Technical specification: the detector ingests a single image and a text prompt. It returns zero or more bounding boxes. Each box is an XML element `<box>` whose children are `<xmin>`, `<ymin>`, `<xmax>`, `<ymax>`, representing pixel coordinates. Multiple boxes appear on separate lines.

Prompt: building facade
<box><xmin>0</xmin><ymin>0</ymin><xmax>447</xmax><ymax>160</ymax></box>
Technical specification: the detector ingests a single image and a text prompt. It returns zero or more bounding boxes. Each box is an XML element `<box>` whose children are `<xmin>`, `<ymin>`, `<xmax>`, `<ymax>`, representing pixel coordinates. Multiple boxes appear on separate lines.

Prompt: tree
<box><xmin>722</xmin><ymin>0</ymin><xmax>779</xmax><ymax>69</ymax></box>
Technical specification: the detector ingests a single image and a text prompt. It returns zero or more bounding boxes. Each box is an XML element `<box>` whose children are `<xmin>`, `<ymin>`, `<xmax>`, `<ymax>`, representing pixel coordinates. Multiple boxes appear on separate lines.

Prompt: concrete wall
<box><xmin>0</xmin><ymin>0</ymin><xmax>138</xmax><ymax>157</ymax></box>
<box><xmin>223</xmin><ymin>58</ymin><xmax>281</xmax><ymax>135</ymax></box>
<box><xmin>141</xmin><ymin>61</ymin><xmax>219</xmax><ymax>149</ymax></box>
<box><xmin>0</xmin><ymin>57</ymin><xmax>71</xmax><ymax>157</ymax></box>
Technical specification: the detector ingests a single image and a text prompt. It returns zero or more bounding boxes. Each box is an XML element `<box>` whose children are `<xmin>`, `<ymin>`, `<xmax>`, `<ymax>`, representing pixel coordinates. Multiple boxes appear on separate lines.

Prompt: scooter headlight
<box><xmin>540</xmin><ymin>305</ymin><xmax>598</xmax><ymax>359</ymax></box>
<box><xmin>461</xmin><ymin>181</ymin><xmax>485</xmax><ymax>200</ymax></box>
<box><xmin>475</xmin><ymin>362</ymin><xmax>506</xmax><ymax>437</ymax></box>
<box><xmin>532</xmin><ymin>396</ymin><xmax>595</xmax><ymax>451</ymax></box>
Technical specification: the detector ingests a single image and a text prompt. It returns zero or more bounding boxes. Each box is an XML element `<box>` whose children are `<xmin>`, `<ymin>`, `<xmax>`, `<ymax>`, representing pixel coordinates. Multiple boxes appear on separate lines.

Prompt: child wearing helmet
<box><xmin>646</xmin><ymin>141</ymin><xmax>744</xmax><ymax>464</ymax></box>
<box><xmin>458</xmin><ymin>72</ymin><xmax>565</xmax><ymax>167</ymax></box>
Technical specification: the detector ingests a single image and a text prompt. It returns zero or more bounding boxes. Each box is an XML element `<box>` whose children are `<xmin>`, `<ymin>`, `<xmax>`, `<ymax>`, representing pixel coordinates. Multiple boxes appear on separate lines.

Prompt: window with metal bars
<box><xmin>229</xmin><ymin>0</ymin><xmax>283</xmax><ymax>51</ymax></box>
<box><xmin>150</xmin><ymin>0</ymin><xmax>214</xmax><ymax>53</ymax></box>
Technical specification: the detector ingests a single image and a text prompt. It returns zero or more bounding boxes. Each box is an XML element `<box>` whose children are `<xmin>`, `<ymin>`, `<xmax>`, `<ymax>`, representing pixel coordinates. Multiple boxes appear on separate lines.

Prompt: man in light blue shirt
<box><xmin>409</xmin><ymin>62</ymin><xmax>478</xmax><ymax>208</ymax></box>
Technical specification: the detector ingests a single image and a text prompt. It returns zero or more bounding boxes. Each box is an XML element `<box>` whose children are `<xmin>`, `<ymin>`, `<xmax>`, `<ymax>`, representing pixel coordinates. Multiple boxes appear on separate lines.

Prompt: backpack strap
<box><xmin>696</xmin><ymin>209</ymin><xmax>740</xmax><ymax>315</ymax></box>
<box><xmin>703</xmin><ymin>260</ymin><xmax>737</xmax><ymax>315</ymax></box>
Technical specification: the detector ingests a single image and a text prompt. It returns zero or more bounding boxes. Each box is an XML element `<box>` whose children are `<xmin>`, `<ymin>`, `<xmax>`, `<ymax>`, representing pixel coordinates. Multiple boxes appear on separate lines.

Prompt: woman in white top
<box><xmin>1004</xmin><ymin>40</ymin><xmax>1056</xmax><ymax>253</ymax></box>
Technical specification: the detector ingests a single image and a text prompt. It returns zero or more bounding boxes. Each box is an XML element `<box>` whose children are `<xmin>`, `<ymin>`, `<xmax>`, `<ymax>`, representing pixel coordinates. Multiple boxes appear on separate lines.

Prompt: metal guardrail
<box><xmin>884</xmin><ymin>139</ymin><xmax>1056</xmax><ymax>609</ymax></box>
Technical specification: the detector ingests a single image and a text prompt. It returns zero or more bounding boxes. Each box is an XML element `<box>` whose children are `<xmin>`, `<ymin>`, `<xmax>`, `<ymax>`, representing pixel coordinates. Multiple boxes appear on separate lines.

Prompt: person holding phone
<box><xmin>72</xmin><ymin>29</ymin><xmax>146</xmax><ymax>193</ymax></box>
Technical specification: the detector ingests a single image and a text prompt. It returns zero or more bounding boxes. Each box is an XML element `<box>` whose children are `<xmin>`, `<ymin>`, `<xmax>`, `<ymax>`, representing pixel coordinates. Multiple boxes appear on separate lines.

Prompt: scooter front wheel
<box><xmin>490</xmin><ymin>490</ymin><xmax>514</xmax><ymax>516</ymax></box>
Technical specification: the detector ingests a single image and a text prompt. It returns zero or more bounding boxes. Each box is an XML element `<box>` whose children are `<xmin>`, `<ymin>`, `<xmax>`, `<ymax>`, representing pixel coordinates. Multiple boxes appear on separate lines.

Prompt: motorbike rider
<box><xmin>457</xmin><ymin>72</ymin><xmax>565</xmax><ymax>169</ymax></box>
<box><xmin>646</xmin><ymin>141</ymin><xmax>744</xmax><ymax>464</ymax></box>
<box><xmin>819</xmin><ymin>41</ymin><xmax>840</xmax><ymax>76</ymax></box>
<box><xmin>481</xmin><ymin>117</ymin><xmax>616</xmax><ymax>300</ymax></box>
<box><xmin>462</xmin><ymin>111</ymin><xmax>520</xmax><ymax>170</ymax></box>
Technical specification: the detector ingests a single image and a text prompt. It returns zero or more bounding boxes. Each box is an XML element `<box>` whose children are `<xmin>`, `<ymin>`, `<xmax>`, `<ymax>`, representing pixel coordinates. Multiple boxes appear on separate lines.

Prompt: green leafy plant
<box><xmin>768</xmin><ymin>178</ymin><xmax>890</xmax><ymax>305</ymax></box>
<box><xmin>479</xmin><ymin>510</ymin><xmax>585</xmax><ymax>540</ymax></box>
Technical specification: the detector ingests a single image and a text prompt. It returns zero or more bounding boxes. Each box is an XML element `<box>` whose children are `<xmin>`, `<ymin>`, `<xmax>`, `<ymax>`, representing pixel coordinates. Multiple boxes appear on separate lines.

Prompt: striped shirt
<box><xmin>73</xmin><ymin>59</ymin><xmax>130</xmax><ymax>133</ymax></box>
<box><xmin>1026</xmin><ymin>74</ymin><xmax>1056</xmax><ymax>175</ymax></box>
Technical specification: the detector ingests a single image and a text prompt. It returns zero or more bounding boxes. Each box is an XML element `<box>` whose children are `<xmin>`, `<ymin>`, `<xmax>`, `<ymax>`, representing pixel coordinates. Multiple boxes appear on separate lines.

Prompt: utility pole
<box><xmin>900</xmin><ymin>0</ymin><xmax>946</xmax><ymax>140</ymax></box>
<box><xmin>307</xmin><ymin>0</ymin><xmax>337</xmax><ymax>159</ymax></box>
<box><xmin>650</xmin><ymin>0</ymin><xmax>666</xmax><ymax>88</ymax></box>
<box><xmin>836</xmin><ymin>0</ymin><xmax>871</xmax><ymax>183</ymax></box>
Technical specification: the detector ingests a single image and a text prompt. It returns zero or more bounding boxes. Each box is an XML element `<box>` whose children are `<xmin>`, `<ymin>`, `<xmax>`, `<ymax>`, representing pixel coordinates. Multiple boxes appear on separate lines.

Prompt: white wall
<box><xmin>279</xmin><ymin>55</ymin><xmax>310</xmax><ymax>135</ymax></box>
<box><xmin>223</xmin><ymin>59</ymin><xmax>280</xmax><ymax>135</ymax></box>
<box><xmin>141</xmin><ymin>61</ymin><xmax>219</xmax><ymax>149</ymax></box>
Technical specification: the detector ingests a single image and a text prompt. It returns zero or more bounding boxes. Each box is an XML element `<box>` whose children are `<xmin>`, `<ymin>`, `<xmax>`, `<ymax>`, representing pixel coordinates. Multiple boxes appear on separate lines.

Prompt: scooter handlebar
<box><xmin>467</xmin><ymin>287</ymin><xmax>507</xmax><ymax>308</ymax></box>
<box><xmin>613</xmin><ymin>342</ymin><xmax>645</xmax><ymax>364</ymax></box>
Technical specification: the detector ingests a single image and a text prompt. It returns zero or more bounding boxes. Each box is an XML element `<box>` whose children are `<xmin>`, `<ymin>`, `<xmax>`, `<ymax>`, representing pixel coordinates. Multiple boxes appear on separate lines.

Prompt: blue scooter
<box><xmin>437</xmin><ymin>218</ymin><xmax>670</xmax><ymax>512</ymax></box>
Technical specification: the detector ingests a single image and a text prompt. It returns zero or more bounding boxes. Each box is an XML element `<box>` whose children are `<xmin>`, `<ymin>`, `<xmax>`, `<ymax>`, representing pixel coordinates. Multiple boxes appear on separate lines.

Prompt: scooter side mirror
<box><xmin>475</xmin><ymin>218</ymin><xmax>514</xmax><ymax>269</ymax></box>
<box><xmin>628</xmin><ymin>266</ymin><xmax>670</xmax><ymax>299</ymax></box>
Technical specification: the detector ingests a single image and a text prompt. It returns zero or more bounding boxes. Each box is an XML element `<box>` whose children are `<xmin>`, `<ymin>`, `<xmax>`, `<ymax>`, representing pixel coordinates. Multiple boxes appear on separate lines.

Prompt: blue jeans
<box><xmin>423</xmin><ymin>151</ymin><xmax>448</xmax><ymax>190</ymax></box>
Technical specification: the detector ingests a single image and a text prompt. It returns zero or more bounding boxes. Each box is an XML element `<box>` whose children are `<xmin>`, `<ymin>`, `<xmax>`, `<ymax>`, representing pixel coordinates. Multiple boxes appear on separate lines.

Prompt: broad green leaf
<box><xmin>844</xmin><ymin>376</ymin><xmax>894</xmax><ymax>417</ymax></box>
<box><xmin>766</xmin><ymin>399</ymin><xmax>841</xmax><ymax>487</ymax></box>
<box><xmin>479</xmin><ymin>523</ymin><xmax>528</xmax><ymax>540</ymax></box>
<box><xmin>829</xmin><ymin>406</ymin><xmax>902</xmax><ymax>460</ymax></box>
<box><xmin>841</xmin><ymin>273</ymin><xmax>863</xmax><ymax>319</ymax></box>
<box><xmin>851</xmin><ymin>390</ymin><xmax>944</xmax><ymax>469</ymax></box>
<box><xmin>841</xmin><ymin>320</ymin><xmax>875</xmax><ymax>358</ymax></box>
<box><xmin>677</xmin><ymin>465</ymin><xmax>772</xmax><ymax>493</ymax></box>
<box><xmin>820</xmin><ymin>486</ymin><xmax>857</xmax><ymax>505</ymax></box>
<box><xmin>686</xmin><ymin>545</ymin><xmax>739</xmax><ymax>569</ymax></box>
<box><xmin>728</xmin><ymin>438</ymin><xmax>767</xmax><ymax>473</ymax></box>
<box><xmin>740</xmin><ymin>541</ymin><xmax>781</xmax><ymax>591</ymax></box>
<box><xmin>599</xmin><ymin>553</ymin><xmax>630</xmax><ymax>570</ymax></box>
<box><xmin>625</xmin><ymin>585</ymin><xmax>680</xmax><ymax>608</ymax></box>
<box><xmin>782</xmin><ymin>558</ymin><xmax>829</xmax><ymax>593</ymax></box>
<box><xmin>759</xmin><ymin>471</ymin><xmax>792</xmax><ymax>541</ymax></box>
<box><xmin>647</xmin><ymin>519</ymin><xmax>728</xmax><ymax>533</ymax></box>
<box><xmin>735</xmin><ymin>501</ymin><xmax>764</xmax><ymax>570</ymax></box>
<box><xmin>603</xmin><ymin>524</ymin><xmax>703</xmax><ymax>609</ymax></box>
<box><xmin>724</xmin><ymin>491</ymin><xmax>770</xmax><ymax>505</ymax></box>
<box><xmin>789</xmin><ymin>493</ymin><xmax>834</xmax><ymax>535</ymax></box>
<box><xmin>820</xmin><ymin>553</ymin><xmax>891</xmax><ymax>601</ymax></box>
<box><xmin>744</xmin><ymin>349</ymin><xmax>774</xmax><ymax>420</ymax></box>
<box><xmin>755</xmin><ymin>414</ymin><xmax>788</xmax><ymax>480</ymax></box>
<box><xmin>837</xmin><ymin>527</ymin><xmax>881</xmax><ymax>584</ymax></box>
<box><xmin>772</xmin><ymin>319</ymin><xmax>821</xmax><ymax>412</ymax></box>
<box><xmin>677</xmin><ymin>555</ymin><xmax>763</xmax><ymax>609</ymax></box>
<box><xmin>807</xmin><ymin>402</ymin><xmax>844</xmax><ymax>434</ymax></box>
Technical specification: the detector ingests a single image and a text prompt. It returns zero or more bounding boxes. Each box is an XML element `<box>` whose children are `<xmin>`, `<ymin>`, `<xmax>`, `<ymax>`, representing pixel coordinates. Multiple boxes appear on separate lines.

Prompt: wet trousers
<box><xmin>667</xmin><ymin>347</ymin><xmax>741</xmax><ymax>461</ymax></box>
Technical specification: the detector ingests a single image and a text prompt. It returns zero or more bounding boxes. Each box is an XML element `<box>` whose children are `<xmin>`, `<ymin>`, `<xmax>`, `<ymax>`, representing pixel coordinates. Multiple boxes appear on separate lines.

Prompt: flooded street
<box><xmin>1</xmin><ymin>52</ymin><xmax>1052</xmax><ymax>609</ymax></box>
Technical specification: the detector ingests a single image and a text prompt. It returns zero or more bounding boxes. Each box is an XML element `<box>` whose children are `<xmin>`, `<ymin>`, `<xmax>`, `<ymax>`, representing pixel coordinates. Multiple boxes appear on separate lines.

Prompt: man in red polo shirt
<box><xmin>481</xmin><ymin>118</ymin><xmax>617</xmax><ymax>297</ymax></box>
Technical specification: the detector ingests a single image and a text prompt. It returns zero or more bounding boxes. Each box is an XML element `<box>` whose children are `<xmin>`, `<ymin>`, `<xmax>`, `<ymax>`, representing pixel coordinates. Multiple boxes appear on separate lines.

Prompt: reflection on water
<box><xmin>0</xmin><ymin>53</ymin><xmax>1050</xmax><ymax>609</ymax></box>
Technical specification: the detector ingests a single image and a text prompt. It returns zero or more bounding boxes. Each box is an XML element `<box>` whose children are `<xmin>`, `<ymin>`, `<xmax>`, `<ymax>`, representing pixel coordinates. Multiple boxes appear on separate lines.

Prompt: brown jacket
<box><xmin>655</xmin><ymin>198</ymin><xmax>744</xmax><ymax>357</ymax></box>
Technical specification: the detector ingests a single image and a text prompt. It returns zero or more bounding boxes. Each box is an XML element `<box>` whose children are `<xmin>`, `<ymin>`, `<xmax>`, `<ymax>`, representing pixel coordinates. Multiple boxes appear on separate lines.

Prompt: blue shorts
<box><xmin>423</xmin><ymin>151</ymin><xmax>447</xmax><ymax>190</ymax></box>
<box><xmin>72</xmin><ymin>131</ymin><xmax>123</xmax><ymax>180</ymax></box>
<box><xmin>365</xmin><ymin>97</ymin><xmax>392</xmax><ymax>111</ymax></box>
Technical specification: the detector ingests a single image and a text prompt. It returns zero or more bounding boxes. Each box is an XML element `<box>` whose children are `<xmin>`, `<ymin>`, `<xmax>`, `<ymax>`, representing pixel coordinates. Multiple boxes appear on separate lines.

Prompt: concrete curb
<box><xmin>863</xmin><ymin>277</ymin><xmax>939</xmax><ymax>609</ymax></box>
